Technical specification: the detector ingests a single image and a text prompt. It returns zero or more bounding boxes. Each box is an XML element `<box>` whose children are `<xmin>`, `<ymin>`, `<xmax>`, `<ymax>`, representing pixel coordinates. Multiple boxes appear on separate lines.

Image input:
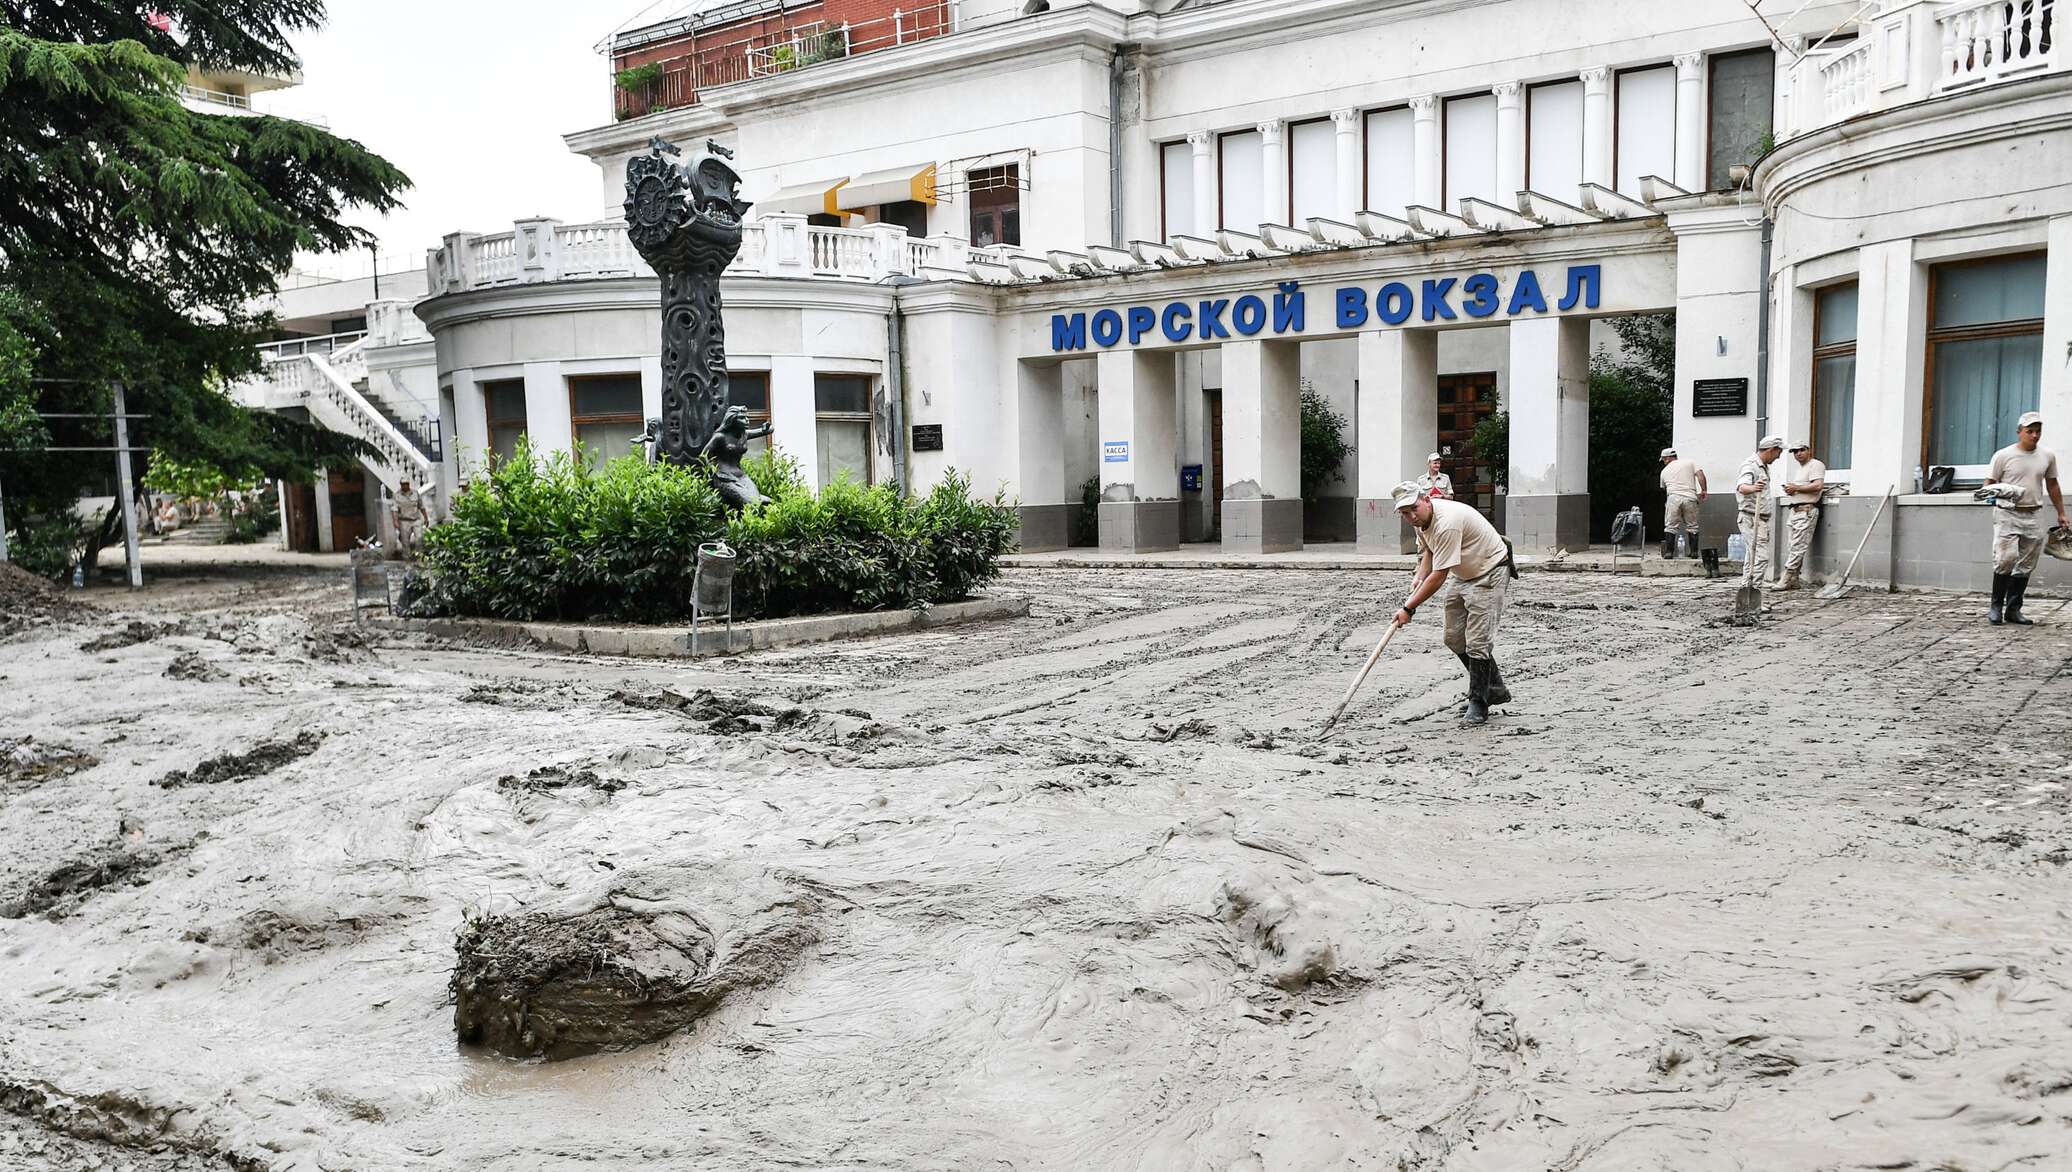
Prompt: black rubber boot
<box><xmin>1485</xmin><ymin>657</ymin><xmax>1512</xmax><ymax>706</ymax></box>
<box><xmin>1462</xmin><ymin>658</ymin><xmax>1490</xmax><ymax>726</ymax></box>
<box><xmin>1989</xmin><ymin>573</ymin><xmax>2008</xmax><ymax>625</ymax></box>
<box><xmin>2006</xmin><ymin>575</ymin><xmax>2035</xmax><ymax>625</ymax></box>
<box><xmin>1660</xmin><ymin>535</ymin><xmax>1677</xmax><ymax>560</ymax></box>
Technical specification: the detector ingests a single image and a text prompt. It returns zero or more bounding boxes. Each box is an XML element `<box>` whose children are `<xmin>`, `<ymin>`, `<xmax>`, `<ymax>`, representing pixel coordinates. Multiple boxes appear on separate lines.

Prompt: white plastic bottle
<box><xmin>1727</xmin><ymin>534</ymin><xmax>1746</xmax><ymax>563</ymax></box>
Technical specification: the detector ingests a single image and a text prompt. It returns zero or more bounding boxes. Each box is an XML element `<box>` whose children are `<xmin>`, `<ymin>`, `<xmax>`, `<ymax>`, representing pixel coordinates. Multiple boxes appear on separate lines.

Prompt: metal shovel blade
<box><xmin>1815</xmin><ymin>580</ymin><xmax>1851</xmax><ymax>601</ymax></box>
<box><xmin>1733</xmin><ymin>583</ymin><xmax>1762</xmax><ymax>621</ymax></box>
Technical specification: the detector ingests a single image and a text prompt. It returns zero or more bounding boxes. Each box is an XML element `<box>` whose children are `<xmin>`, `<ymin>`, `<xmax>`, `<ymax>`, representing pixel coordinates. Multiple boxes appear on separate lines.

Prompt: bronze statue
<box><xmin>623</xmin><ymin>137</ymin><xmax>753</xmax><ymax>482</ymax></box>
<box><xmin>700</xmin><ymin>405</ymin><xmax>773</xmax><ymax>510</ymax></box>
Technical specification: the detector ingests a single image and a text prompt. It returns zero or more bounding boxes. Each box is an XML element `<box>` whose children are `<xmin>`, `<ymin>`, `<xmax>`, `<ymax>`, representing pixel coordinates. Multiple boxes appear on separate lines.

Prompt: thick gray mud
<box><xmin>1</xmin><ymin>564</ymin><xmax>2069</xmax><ymax>1168</ymax></box>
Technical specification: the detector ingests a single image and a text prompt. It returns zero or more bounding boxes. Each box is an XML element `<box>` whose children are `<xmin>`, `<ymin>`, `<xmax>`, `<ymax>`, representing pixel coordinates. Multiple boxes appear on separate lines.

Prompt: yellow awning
<box><xmin>753</xmin><ymin>176</ymin><xmax>849</xmax><ymax>216</ymax></box>
<box><xmin>834</xmin><ymin>163</ymin><xmax>937</xmax><ymax>210</ymax></box>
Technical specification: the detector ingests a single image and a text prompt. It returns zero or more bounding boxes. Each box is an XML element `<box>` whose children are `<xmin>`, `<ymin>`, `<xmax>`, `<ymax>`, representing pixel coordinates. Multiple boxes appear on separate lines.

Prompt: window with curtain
<box><xmin>1707</xmin><ymin>48</ymin><xmax>1774</xmax><ymax>190</ymax></box>
<box><xmin>1160</xmin><ymin>140</ymin><xmax>1194</xmax><ymax>239</ymax></box>
<box><xmin>968</xmin><ymin>165</ymin><xmax>1020</xmax><ymax>247</ymax></box>
<box><xmin>814</xmin><ymin>374</ymin><xmax>874</xmax><ymax>486</ymax></box>
<box><xmin>1444</xmin><ymin>93</ymin><xmax>1496</xmax><ymax>212</ymax></box>
<box><xmin>1218</xmin><ymin>129</ymin><xmax>1263</xmax><ymax>230</ymax></box>
<box><xmin>568</xmin><ymin>374</ymin><xmax>646</xmax><ymax>465</ymax></box>
<box><xmin>1288</xmin><ymin>118</ymin><xmax>1335</xmax><ymax>225</ymax></box>
<box><xmin>481</xmin><ymin>379</ymin><xmax>527</xmax><ymax>465</ymax></box>
<box><xmin>1528</xmin><ymin>80</ymin><xmax>1584</xmax><ymax>200</ymax></box>
<box><xmin>729</xmin><ymin>370</ymin><xmax>772</xmax><ymax>457</ymax></box>
<box><xmin>1811</xmin><ymin>283</ymin><xmax>1858</xmax><ymax>471</ymax></box>
<box><xmin>1364</xmin><ymin>106</ymin><xmax>1414</xmax><ymax>218</ymax></box>
<box><xmin>1928</xmin><ymin>253</ymin><xmax>2046</xmax><ymax>470</ymax></box>
<box><xmin>1615</xmin><ymin>64</ymin><xmax>1676</xmax><ymax>196</ymax></box>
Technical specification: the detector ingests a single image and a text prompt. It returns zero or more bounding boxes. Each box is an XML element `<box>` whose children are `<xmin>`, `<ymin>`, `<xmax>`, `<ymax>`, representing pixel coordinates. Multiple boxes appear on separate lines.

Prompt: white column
<box><xmin>1188</xmin><ymin>130</ymin><xmax>1216</xmax><ymax>237</ymax></box>
<box><xmin>274</xmin><ymin>480</ymin><xmax>290</xmax><ymax>550</ymax></box>
<box><xmin>522</xmin><ymin>361</ymin><xmax>570</xmax><ymax>458</ymax></box>
<box><xmin>770</xmin><ymin>356</ymin><xmax>818</xmax><ymax>491</ymax></box>
<box><xmin>1013</xmin><ymin>359</ymin><xmax>1068</xmax><ymax>549</ymax></box>
<box><xmin>1674</xmin><ymin>53</ymin><xmax>1706</xmax><ymax>190</ymax></box>
<box><xmin>1506</xmin><ymin>317</ymin><xmax>1592</xmax><ymax>551</ymax></box>
<box><xmin>1330</xmin><ymin>108</ymin><xmax>1361</xmax><ymax>219</ymax></box>
<box><xmin>1849</xmin><ymin>240</ymin><xmax>1929</xmax><ymax>497</ymax></box>
<box><xmin>1410</xmin><ymin>96</ymin><xmax>1440</xmax><ymax>208</ymax></box>
<box><xmin>2041</xmin><ymin>215</ymin><xmax>2072</xmax><ymax>450</ymax></box>
<box><xmin>313</xmin><ymin>471</ymin><xmax>334</xmax><ymax>553</ymax></box>
<box><xmin>1220</xmin><ymin>338</ymin><xmax>1303</xmax><ymax>553</ymax></box>
<box><xmin>1494</xmin><ymin>82</ymin><xmax>1525</xmax><ymax>206</ymax></box>
<box><xmin>1581</xmin><ymin>67</ymin><xmax>1613</xmax><ymax>188</ymax></box>
<box><xmin>1355</xmin><ymin>329</ymin><xmax>1438</xmax><ymax>552</ymax></box>
<box><xmin>1258</xmin><ymin>120</ymin><xmax>1286</xmax><ymax>227</ymax></box>
<box><xmin>1094</xmin><ymin>350</ymin><xmax>1180</xmax><ymax>551</ymax></box>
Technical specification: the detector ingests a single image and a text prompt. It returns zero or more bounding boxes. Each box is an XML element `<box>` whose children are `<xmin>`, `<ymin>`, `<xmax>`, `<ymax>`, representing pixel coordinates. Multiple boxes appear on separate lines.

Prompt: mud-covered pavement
<box><xmin>3</xmin><ymin>562</ymin><xmax>2069</xmax><ymax>1170</ymax></box>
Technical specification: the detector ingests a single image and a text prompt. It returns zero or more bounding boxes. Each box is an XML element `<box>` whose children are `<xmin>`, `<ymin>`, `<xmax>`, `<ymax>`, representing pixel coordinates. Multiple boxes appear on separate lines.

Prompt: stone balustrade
<box><xmin>1788</xmin><ymin>0</ymin><xmax>2061</xmax><ymax>136</ymax></box>
<box><xmin>425</xmin><ymin>215</ymin><xmax>969</xmax><ymax>295</ymax></box>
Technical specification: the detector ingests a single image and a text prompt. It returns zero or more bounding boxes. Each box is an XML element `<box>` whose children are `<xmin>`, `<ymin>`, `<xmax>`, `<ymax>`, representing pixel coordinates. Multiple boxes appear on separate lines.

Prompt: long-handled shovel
<box><xmin>1319</xmin><ymin>619</ymin><xmax>1405</xmax><ymax>735</ymax></box>
<box><xmin>1817</xmin><ymin>485</ymin><xmax>1895</xmax><ymax>601</ymax></box>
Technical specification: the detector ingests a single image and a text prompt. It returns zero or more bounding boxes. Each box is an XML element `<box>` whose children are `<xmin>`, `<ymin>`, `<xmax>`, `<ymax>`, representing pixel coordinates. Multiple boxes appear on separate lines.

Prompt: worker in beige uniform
<box><xmin>1777</xmin><ymin>442</ymin><xmax>1826</xmax><ymax>590</ymax></box>
<box><xmin>1657</xmin><ymin>447</ymin><xmax>1708</xmax><ymax>558</ymax></box>
<box><xmin>1417</xmin><ymin>453</ymin><xmax>1454</xmax><ymax>500</ymax></box>
<box><xmin>1735</xmin><ymin>436</ymin><xmax>1783</xmax><ymax>588</ymax></box>
<box><xmin>1982</xmin><ymin>411</ymin><xmax>2067</xmax><ymax>625</ymax></box>
<box><xmin>390</xmin><ymin>479</ymin><xmax>429</xmax><ymax>560</ymax></box>
<box><xmin>1391</xmin><ymin>482</ymin><xmax>1517</xmax><ymax>726</ymax></box>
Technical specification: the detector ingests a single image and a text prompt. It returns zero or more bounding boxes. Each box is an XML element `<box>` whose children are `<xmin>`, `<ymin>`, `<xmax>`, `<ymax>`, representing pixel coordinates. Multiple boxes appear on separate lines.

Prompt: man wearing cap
<box><xmin>1736</xmin><ymin>436</ymin><xmax>1784</xmax><ymax>588</ymax></box>
<box><xmin>1658</xmin><ymin>447</ymin><xmax>1708</xmax><ymax>558</ymax></box>
<box><xmin>1983</xmin><ymin>411</ymin><xmax>2067</xmax><ymax>625</ymax></box>
<box><xmin>1417</xmin><ymin>453</ymin><xmax>1454</xmax><ymax>500</ymax></box>
<box><xmin>1777</xmin><ymin>442</ymin><xmax>1826</xmax><ymax>590</ymax></box>
<box><xmin>1390</xmin><ymin>481</ymin><xmax>1517</xmax><ymax>725</ymax></box>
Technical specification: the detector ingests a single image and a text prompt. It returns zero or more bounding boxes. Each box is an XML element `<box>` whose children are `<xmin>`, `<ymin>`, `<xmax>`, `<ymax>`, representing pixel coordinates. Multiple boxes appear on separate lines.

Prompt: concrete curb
<box><xmin>369</xmin><ymin>594</ymin><xmax>1031</xmax><ymax>658</ymax></box>
<box><xmin>1000</xmin><ymin>555</ymin><xmax>1726</xmax><ymax>576</ymax></box>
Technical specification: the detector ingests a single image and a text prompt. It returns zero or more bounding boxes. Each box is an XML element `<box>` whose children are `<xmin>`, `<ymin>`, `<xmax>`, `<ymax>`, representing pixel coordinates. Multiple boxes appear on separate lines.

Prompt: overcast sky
<box><xmin>259</xmin><ymin>0</ymin><xmax>687</xmax><ymax>279</ymax></box>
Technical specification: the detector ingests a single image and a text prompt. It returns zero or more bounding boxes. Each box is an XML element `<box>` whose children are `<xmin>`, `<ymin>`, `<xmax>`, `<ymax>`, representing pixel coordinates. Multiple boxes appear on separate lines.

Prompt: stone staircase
<box><xmin>160</xmin><ymin>518</ymin><xmax>230</xmax><ymax>545</ymax></box>
<box><xmin>232</xmin><ymin>339</ymin><xmax>436</xmax><ymax>496</ymax></box>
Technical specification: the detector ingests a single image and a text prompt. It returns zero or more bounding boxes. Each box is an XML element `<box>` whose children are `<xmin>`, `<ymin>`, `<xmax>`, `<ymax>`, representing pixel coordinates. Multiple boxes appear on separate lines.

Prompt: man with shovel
<box><xmin>1736</xmin><ymin>436</ymin><xmax>1784</xmax><ymax>589</ymax></box>
<box><xmin>1983</xmin><ymin>411</ymin><xmax>2067</xmax><ymax>625</ymax></box>
<box><xmin>1390</xmin><ymin>482</ymin><xmax>1516</xmax><ymax>726</ymax></box>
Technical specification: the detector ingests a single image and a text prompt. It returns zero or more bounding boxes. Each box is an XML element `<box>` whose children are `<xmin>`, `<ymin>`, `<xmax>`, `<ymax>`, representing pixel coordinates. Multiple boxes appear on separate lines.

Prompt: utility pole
<box><xmin>0</xmin><ymin>471</ymin><xmax>10</xmax><ymax>563</ymax></box>
<box><xmin>111</xmin><ymin>382</ymin><xmax>143</xmax><ymax>588</ymax></box>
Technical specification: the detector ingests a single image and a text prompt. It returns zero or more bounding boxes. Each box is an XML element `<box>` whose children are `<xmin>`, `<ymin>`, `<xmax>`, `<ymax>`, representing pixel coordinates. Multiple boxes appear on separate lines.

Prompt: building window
<box><xmin>568</xmin><ymin>373</ymin><xmax>645</xmax><ymax>464</ymax></box>
<box><xmin>1707</xmin><ymin>48</ymin><xmax>1775</xmax><ymax>190</ymax></box>
<box><xmin>1527</xmin><ymin>79</ymin><xmax>1584</xmax><ymax>199</ymax></box>
<box><xmin>1615</xmin><ymin>63</ymin><xmax>1676</xmax><ymax>196</ymax></box>
<box><xmin>1363</xmin><ymin>106</ymin><xmax>1414</xmax><ymax>218</ymax></box>
<box><xmin>1811</xmin><ymin>283</ymin><xmax>1858</xmax><ymax>471</ymax></box>
<box><xmin>968</xmin><ymin>165</ymin><xmax>1020</xmax><ymax>247</ymax></box>
<box><xmin>1443</xmin><ymin>92</ymin><xmax>1496</xmax><ymax>212</ymax></box>
<box><xmin>814</xmin><ymin>374</ymin><xmax>873</xmax><ymax>486</ymax></box>
<box><xmin>729</xmin><ymin>370</ymin><xmax>772</xmax><ymax>457</ymax></box>
<box><xmin>1287</xmin><ymin>118</ymin><xmax>1334</xmax><ymax>225</ymax></box>
<box><xmin>1927</xmin><ymin>252</ymin><xmax>2046</xmax><ymax>470</ymax></box>
<box><xmin>1218</xmin><ymin>127</ymin><xmax>1263</xmax><ymax>231</ymax></box>
<box><xmin>482</xmin><ymin>379</ymin><xmax>527</xmax><ymax>465</ymax></box>
<box><xmin>1160</xmin><ymin>140</ymin><xmax>1194</xmax><ymax>239</ymax></box>
<box><xmin>879</xmin><ymin>199</ymin><xmax>929</xmax><ymax>238</ymax></box>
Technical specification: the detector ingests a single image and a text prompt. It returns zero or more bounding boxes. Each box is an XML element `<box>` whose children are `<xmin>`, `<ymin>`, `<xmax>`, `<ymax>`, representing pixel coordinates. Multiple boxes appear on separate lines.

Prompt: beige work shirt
<box><xmin>1417</xmin><ymin>471</ymin><xmax>1454</xmax><ymax>499</ymax></box>
<box><xmin>1417</xmin><ymin>498</ymin><xmax>1508</xmax><ymax>580</ymax></box>
<box><xmin>1736</xmin><ymin>453</ymin><xmax>1771</xmax><ymax>517</ymax></box>
<box><xmin>1987</xmin><ymin>444</ymin><xmax>2059</xmax><ymax>512</ymax></box>
<box><xmin>1783</xmin><ymin>456</ymin><xmax>1826</xmax><ymax>506</ymax></box>
<box><xmin>1659</xmin><ymin>458</ymin><xmax>1702</xmax><ymax>502</ymax></box>
<box><xmin>393</xmin><ymin>489</ymin><xmax>426</xmax><ymax>524</ymax></box>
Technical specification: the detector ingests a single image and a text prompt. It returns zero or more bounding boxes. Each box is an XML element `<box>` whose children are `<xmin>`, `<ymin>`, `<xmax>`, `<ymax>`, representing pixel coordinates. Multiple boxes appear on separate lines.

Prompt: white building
<box><xmin>402</xmin><ymin>0</ymin><xmax>2069</xmax><ymax>591</ymax></box>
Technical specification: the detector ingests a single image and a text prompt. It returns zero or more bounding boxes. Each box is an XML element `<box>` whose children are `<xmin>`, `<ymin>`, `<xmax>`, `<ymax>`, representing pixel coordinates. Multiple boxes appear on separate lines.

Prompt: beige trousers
<box><xmin>1664</xmin><ymin>495</ymin><xmax>1700</xmax><ymax>537</ymax></box>
<box><xmin>1738</xmin><ymin>509</ymin><xmax>1771</xmax><ymax>586</ymax></box>
<box><xmin>1992</xmin><ymin>508</ymin><xmax>2045</xmax><ymax>575</ymax></box>
<box><xmin>1442</xmin><ymin>565</ymin><xmax>1510</xmax><ymax>660</ymax></box>
<box><xmin>1785</xmin><ymin>503</ymin><xmax>1819</xmax><ymax>572</ymax></box>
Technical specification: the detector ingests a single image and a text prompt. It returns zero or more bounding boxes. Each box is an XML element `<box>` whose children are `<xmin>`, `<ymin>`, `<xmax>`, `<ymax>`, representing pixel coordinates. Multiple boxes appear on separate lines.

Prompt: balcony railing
<box><xmin>255</xmin><ymin>330</ymin><xmax>366</xmax><ymax>361</ymax></box>
<box><xmin>1787</xmin><ymin>0</ymin><xmax>2061</xmax><ymax>135</ymax></box>
<box><xmin>426</xmin><ymin>216</ymin><xmax>972</xmax><ymax>295</ymax></box>
<box><xmin>180</xmin><ymin>84</ymin><xmax>252</xmax><ymax>111</ymax></box>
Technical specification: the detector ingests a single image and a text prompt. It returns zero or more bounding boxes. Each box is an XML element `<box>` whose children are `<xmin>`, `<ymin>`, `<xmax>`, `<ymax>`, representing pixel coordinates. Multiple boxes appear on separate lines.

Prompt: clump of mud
<box><xmin>153</xmin><ymin>731</ymin><xmax>323</xmax><ymax>790</ymax></box>
<box><xmin>0</xmin><ymin>1077</ymin><xmax>268</xmax><ymax>1172</ymax></box>
<box><xmin>181</xmin><ymin>907</ymin><xmax>395</xmax><ymax>964</ymax></box>
<box><xmin>79</xmin><ymin>619</ymin><xmax>183</xmax><ymax>653</ymax></box>
<box><xmin>0</xmin><ymin>562</ymin><xmax>87</xmax><ymax>638</ymax></box>
<box><xmin>2</xmin><ymin>737</ymin><xmax>98</xmax><ymax>789</ymax></box>
<box><xmin>612</xmin><ymin>687</ymin><xmax>811</xmax><ymax>734</ymax></box>
<box><xmin>163</xmin><ymin>651</ymin><xmax>228</xmax><ymax>682</ymax></box>
<box><xmin>0</xmin><ymin>846</ymin><xmax>160</xmax><ymax>920</ymax></box>
<box><xmin>497</xmin><ymin>765</ymin><xmax>628</xmax><ymax>796</ymax></box>
<box><xmin>451</xmin><ymin>898</ymin><xmax>819</xmax><ymax>1060</ymax></box>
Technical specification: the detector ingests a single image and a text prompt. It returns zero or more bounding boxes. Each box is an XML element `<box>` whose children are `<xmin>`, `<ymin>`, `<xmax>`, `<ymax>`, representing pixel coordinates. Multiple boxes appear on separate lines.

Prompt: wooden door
<box><xmin>1436</xmin><ymin>372</ymin><xmax>1498</xmax><ymax>517</ymax></box>
<box><xmin>1206</xmin><ymin>388</ymin><xmax>1224</xmax><ymax>539</ymax></box>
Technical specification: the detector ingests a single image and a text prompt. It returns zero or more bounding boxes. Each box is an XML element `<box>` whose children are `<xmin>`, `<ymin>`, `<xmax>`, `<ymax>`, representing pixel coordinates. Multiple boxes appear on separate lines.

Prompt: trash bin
<box><xmin>691</xmin><ymin>541</ymin><xmax>736</xmax><ymax>655</ymax></box>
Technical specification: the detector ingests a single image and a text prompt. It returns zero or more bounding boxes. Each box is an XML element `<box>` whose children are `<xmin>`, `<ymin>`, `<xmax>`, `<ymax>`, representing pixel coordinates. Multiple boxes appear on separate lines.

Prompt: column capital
<box><xmin>1330</xmin><ymin>106</ymin><xmax>1360</xmax><ymax>128</ymax></box>
<box><xmin>1580</xmin><ymin>66</ymin><xmax>1611</xmax><ymax>91</ymax></box>
<box><xmin>1186</xmin><ymin>128</ymin><xmax>1213</xmax><ymax>149</ymax></box>
<box><xmin>1256</xmin><ymin>119</ymin><xmax>1284</xmax><ymax>143</ymax></box>
<box><xmin>1409</xmin><ymin>94</ymin><xmax>1439</xmax><ymax>118</ymax></box>
<box><xmin>1494</xmin><ymin>80</ymin><xmax>1523</xmax><ymax>102</ymax></box>
<box><xmin>1674</xmin><ymin>51</ymin><xmax>1704</xmax><ymax>75</ymax></box>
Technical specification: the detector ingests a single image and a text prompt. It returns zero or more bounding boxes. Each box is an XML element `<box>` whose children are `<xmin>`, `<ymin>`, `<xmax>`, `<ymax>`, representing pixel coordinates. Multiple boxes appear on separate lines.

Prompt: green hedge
<box><xmin>416</xmin><ymin>443</ymin><xmax>1019</xmax><ymax>624</ymax></box>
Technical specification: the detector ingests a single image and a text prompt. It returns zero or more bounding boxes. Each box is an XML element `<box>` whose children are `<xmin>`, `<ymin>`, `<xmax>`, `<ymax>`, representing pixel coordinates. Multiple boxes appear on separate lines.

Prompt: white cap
<box><xmin>1390</xmin><ymin>481</ymin><xmax>1425</xmax><ymax>510</ymax></box>
<box><xmin>1757</xmin><ymin>434</ymin><xmax>1784</xmax><ymax>450</ymax></box>
<box><xmin>1426</xmin><ymin>452</ymin><xmax>1443</xmax><ymax>463</ymax></box>
<box><xmin>1659</xmin><ymin>447</ymin><xmax>1677</xmax><ymax>459</ymax></box>
<box><xmin>1788</xmin><ymin>440</ymin><xmax>1810</xmax><ymax>452</ymax></box>
<box><xmin>2018</xmin><ymin>411</ymin><xmax>2044</xmax><ymax>428</ymax></box>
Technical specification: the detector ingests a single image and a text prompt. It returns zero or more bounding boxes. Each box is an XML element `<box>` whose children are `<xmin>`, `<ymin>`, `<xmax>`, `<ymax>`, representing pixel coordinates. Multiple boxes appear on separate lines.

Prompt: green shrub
<box><xmin>1299</xmin><ymin>383</ymin><xmax>1349</xmax><ymax>500</ymax></box>
<box><xmin>417</xmin><ymin>441</ymin><xmax>1017</xmax><ymax>624</ymax></box>
<box><xmin>8</xmin><ymin>514</ymin><xmax>83</xmax><ymax>580</ymax></box>
<box><xmin>614</xmin><ymin>63</ymin><xmax>662</xmax><ymax>91</ymax></box>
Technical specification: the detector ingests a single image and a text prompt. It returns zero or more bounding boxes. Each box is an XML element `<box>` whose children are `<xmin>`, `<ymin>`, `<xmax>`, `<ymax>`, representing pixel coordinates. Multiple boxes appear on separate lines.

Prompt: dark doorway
<box><xmin>1205</xmin><ymin>387</ymin><xmax>1224</xmax><ymax>540</ymax></box>
<box><xmin>1438</xmin><ymin>371</ymin><xmax>1498</xmax><ymax>518</ymax></box>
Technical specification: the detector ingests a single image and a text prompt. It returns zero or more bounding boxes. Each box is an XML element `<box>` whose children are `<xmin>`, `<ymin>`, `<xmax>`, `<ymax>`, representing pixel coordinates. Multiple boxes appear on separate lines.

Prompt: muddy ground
<box><xmin>1</xmin><ymin>561</ymin><xmax>2069</xmax><ymax>1170</ymax></box>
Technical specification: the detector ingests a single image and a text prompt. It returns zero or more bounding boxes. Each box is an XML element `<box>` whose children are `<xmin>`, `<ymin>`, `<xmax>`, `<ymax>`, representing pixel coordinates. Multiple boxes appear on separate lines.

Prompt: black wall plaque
<box><xmin>1692</xmin><ymin>377</ymin><xmax>1749</xmax><ymax>418</ymax></box>
<box><xmin>912</xmin><ymin>423</ymin><xmax>944</xmax><ymax>452</ymax></box>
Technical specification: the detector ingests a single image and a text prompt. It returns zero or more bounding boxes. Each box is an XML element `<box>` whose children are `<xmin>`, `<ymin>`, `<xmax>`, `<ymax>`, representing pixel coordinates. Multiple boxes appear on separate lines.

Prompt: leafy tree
<box><xmin>1299</xmin><ymin>383</ymin><xmax>1349</xmax><ymax>500</ymax></box>
<box><xmin>0</xmin><ymin>2</ymin><xmax>407</xmax><ymax>573</ymax></box>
